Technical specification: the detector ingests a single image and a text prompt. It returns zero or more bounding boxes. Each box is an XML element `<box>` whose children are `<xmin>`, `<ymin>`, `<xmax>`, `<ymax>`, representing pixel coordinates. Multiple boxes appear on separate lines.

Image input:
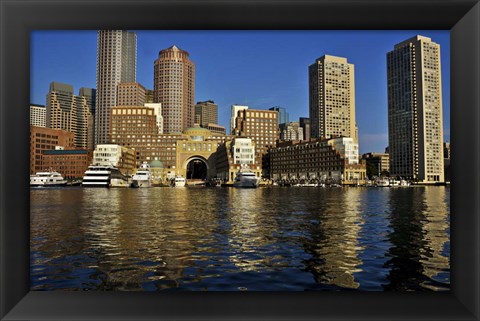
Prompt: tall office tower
<box><xmin>269</xmin><ymin>106</ymin><xmax>289</xmax><ymax>126</ymax></box>
<box><xmin>309</xmin><ymin>55</ymin><xmax>357</xmax><ymax>143</ymax></box>
<box><xmin>230</xmin><ymin>105</ymin><xmax>248</xmax><ymax>134</ymax></box>
<box><xmin>387</xmin><ymin>35</ymin><xmax>444</xmax><ymax>183</ymax></box>
<box><xmin>154</xmin><ymin>45</ymin><xmax>195</xmax><ymax>133</ymax></box>
<box><xmin>46</xmin><ymin>82</ymin><xmax>94</xmax><ymax>149</ymax></box>
<box><xmin>117</xmin><ymin>82</ymin><xmax>146</xmax><ymax>106</ymax></box>
<box><xmin>195</xmin><ymin>100</ymin><xmax>218</xmax><ymax>126</ymax></box>
<box><xmin>299</xmin><ymin>117</ymin><xmax>311</xmax><ymax>141</ymax></box>
<box><xmin>96</xmin><ymin>30</ymin><xmax>137</xmax><ymax>145</ymax></box>
<box><xmin>30</xmin><ymin>104</ymin><xmax>46</xmax><ymax>127</ymax></box>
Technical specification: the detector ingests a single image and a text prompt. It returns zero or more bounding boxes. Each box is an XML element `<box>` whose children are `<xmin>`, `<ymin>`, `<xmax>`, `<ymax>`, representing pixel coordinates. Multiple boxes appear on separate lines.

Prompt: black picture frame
<box><xmin>1</xmin><ymin>0</ymin><xmax>479</xmax><ymax>320</ymax></box>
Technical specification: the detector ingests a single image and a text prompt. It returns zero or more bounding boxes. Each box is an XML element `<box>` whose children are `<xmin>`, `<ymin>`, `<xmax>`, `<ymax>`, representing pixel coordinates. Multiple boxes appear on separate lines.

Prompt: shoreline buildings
<box><xmin>232</xmin><ymin>108</ymin><xmax>278</xmax><ymax>176</ymax></box>
<box><xmin>30</xmin><ymin>31</ymin><xmax>448</xmax><ymax>186</ymax></box>
<box><xmin>30</xmin><ymin>126</ymin><xmax>75</xmax><ymax>174</ymax></box>
<box><xmin>269</xmin><ymin>138</ymin><xmax>366</xmax><ymax>184</ymax></box>
<box><xmin>154</xmin><ymin>45</ymin><xmax>195</xmax><ymax>134</ymax></box>
<box><xmin>96</xmin><ymin>30</ymin><xmax>137</xmax><ymax>145</ymax></box>
<box><xmin>387</xmin><ymin>35</ymin><xmax>444</xmax><ymax>183</ymax></box>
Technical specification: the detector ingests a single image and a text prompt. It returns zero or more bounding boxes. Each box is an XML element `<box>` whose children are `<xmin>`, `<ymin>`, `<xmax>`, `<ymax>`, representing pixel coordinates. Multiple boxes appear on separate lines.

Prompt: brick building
<box><xmin>270</xmin><ymin>138</ymin><xmax>366</xmax><ymax>185</ymax></box>
<box><xmin>30</xmin><ymin>126</ymin><xmax>75</xmax><ymax>174</ymax></box>
<box><xmin>41</xmin><ymin>149</ymin><xmax>93</xmax><ymax>179</ymax></box>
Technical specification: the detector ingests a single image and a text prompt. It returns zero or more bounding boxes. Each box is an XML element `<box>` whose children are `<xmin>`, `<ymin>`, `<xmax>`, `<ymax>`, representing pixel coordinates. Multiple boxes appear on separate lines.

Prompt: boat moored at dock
<box><xmin>82</xmin><ymin>164</ymin><xmax>129</xmax><ymax>188</ymax></box>
<box><xmin>131</xmin><ymin>162</ymin><xmax>153</xmax><ymax>188</ymax></box>
<box><xmin>173</xmin><ymin>176</ymin><xmax>186</xmax><ymax>187</ymax></box>
<box><xmin>233</xmin><ymin>166</ymin><xmax>260</xmax><ymax>188</ymax></box>
<box><xmin>30</xmin><ymin>171</ymin><xmax>67</xmax><ymax>187</ymax></box>
<box><xmin>376</xmin><ymin>178</ymin><xmax>390</xmax><ymax>187</ymax></box>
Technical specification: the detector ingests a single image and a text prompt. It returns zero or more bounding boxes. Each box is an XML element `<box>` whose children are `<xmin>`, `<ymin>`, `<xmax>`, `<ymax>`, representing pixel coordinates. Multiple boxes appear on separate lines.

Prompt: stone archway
<box><xmin>185</xmin><ymin>156</ymin><xmax>209</xmax><ymax>180</ymax></box>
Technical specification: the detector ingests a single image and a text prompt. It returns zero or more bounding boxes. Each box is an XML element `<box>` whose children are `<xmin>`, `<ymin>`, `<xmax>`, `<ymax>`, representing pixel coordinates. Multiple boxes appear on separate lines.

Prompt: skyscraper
<box><xmin>195</xmin><ymin>100</ymin><xmax>218</xmax><ymax>126</ymax></box>
<box><xmin>46</xmin><ymin>82</ymin><xmax>94</xmax><ymax>150</ymax></box>
<box><xmin>309</xmin><ymin>55</ymin><xmax>357</xmax><ymax>143</ymax></box>
<box><xmin>96</xmin><ymin>30</ymin><xmax>137</xmax><ymax>145</ymax></box>
<box><xmin>154</xmin><ymin>45</ymin><xmax>195</xmax><ymax>134</ymax></box>
<box><xmin>387</xmin><ymin>35</ymin><xmax>444</xmax><ymax>183</ymax></box>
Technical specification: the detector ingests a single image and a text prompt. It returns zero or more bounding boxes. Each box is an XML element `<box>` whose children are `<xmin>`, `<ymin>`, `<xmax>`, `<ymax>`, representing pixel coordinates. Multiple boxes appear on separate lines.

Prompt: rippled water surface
<box><xmin>30</xmin><ymin>186</ymin><xmax>450</xmax><ymax>291</ymax></box>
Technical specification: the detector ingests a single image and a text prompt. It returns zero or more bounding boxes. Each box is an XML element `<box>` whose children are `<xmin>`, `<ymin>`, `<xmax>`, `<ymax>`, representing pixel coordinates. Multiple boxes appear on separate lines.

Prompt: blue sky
<box><xmin>31</xmin><ymin>30</ymin><xmax>450</xmax><ymax>154</ymax></box>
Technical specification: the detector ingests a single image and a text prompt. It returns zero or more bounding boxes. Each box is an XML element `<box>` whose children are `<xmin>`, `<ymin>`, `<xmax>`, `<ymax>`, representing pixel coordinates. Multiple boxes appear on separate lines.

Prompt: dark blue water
<box><xmin>30</xmin><ymin>186</ymin><xmax>450</xmax><ymax>291</ymax></box>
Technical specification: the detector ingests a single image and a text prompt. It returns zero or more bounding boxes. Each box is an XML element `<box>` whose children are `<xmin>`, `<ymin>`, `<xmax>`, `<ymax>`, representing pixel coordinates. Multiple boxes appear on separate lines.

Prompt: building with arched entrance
<box><xmin>175</xmin><ymin>127</ymin><xmax>224</xmax><ymax>182</ymax></box>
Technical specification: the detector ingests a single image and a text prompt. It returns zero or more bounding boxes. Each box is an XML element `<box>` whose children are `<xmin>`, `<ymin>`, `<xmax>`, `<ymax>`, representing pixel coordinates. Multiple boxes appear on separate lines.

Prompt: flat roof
<box><xmin>43</xmin><ymin>149</ymin><xmax>89</xmax><ymax>155</ymax></box>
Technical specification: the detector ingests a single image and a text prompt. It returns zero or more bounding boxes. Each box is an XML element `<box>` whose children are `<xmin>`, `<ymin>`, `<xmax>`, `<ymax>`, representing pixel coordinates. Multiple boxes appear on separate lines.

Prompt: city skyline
<box><xmin>31</xmin><ymin>30</ymin><xmax>450</xmax><ymax>153</ymax></box>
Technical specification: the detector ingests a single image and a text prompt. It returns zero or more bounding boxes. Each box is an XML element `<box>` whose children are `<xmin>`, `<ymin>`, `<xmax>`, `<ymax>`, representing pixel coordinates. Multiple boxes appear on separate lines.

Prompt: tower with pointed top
<box><xmin>154</xmin><ymin>45</ymin><xmax>195</xmax><ymax>134</ymax></box>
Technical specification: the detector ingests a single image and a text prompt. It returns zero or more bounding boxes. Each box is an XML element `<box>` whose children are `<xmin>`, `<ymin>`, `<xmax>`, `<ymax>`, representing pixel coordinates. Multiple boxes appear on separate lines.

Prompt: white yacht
<box><xmin>233</xmin><ymin>167</ymin><xmax>260</xmax><ymax>188</ymax></box>
<box><xmin>82</xmin><ymin>165</ymin><xmax>129</xmax><ymax>188</ymax></box>
<box><xmin>399</xmin><ymin>180</ymin><xmax>410</xmax><ymax>187</ymax></box>
<box><xmin>376</xmin><ymin>178</ymin><xmax>390</xmax><ymax>187</ymax></box>
<box><xmin>131</xmin><ymin>162</ymin><xmax>152</xmax><ymax>188</ymax></box>
<box><xmin>173</xmin><ymin>176</ymin><xmax>186</xmax><ymax>187</ymax></box>
<box><xmin>30</xmin><ymin>171</ymin><xmax>67</xmax><ymax>187</ymax></box>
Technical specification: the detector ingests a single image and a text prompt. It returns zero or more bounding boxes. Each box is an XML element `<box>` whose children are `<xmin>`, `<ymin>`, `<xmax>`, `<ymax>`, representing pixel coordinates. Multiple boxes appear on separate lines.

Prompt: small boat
<box><xmin>233</xmin><ymin>166</ymin><xmax>260</xmax><ymax>188</ymax></box>
<box><xmin>131</xmin><ymin>162</ymin><xmax>152</xmax><ymax>188</ymax></box>
<box><xmin>82</xmin><ymin>164</ymin><xmax>129</xmax><ymax>188</ymax></box>
<box><xmin>30</xmin><ymin>171</ymin><xmax>67</xmax><ymax>187</ymax></box>
<box><xmin>376</xmin><ymin>178</ymin><xmax>390</xmax><ymax>187</ymax></box>
<box><xmin>390</xmin><ymin>180</ymin><xmax>400</xmax><ymax>187</ymax></box>
<box><xmin>173</xmin><ymin>176</ymin><xmax>186</xmax><ymax>187</ymax></box>
<box><xmin>399</xmin><ymin>180</ymin><xmax>410</xmax><ymax>187</ymax></box>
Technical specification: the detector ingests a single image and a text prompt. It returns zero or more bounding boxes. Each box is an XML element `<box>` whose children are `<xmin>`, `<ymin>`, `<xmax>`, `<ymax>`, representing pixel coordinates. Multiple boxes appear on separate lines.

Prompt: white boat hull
<box><xmin>132</xmin><ymin>179</ymin><xmax>152</xmax><ymax>188</ymax></box>
<box><xmin>30</xmin><ymin>172</ymin><xmax>67</xmax><ymax>187</ymax></box>
<box><xmin>233</xmin><ymin>176</ymin><xmax>260</xmax><ymax>188</ymax></box>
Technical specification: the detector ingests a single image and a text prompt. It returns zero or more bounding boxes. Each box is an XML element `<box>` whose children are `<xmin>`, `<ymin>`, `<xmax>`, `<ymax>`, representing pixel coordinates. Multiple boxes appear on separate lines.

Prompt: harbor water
<box><xmin>30</xmin><ymin>186</ymin><xmax>450</xmax><ymax>291</ymax></box>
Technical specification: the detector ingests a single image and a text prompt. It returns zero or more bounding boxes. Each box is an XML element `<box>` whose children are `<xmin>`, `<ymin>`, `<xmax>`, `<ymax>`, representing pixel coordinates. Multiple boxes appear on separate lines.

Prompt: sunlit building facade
<box><xmin>387</xmin><ymin>35</ymin><xmax>444</xmax><ymax>183</ymax></box>
<box><xmin>279</xmin><ymin>121</ymin><xmax>304</xmax><ymax>141</ymax></box>
<box><xmin>270</xmin><ymin>138</ymin><xmax>366</xmax><ymax>184</ymax></box>
<box><xmin>195</xmin><ymin>100</ymin><xmax>218</xmax><ymax>126</ymax></box>
<box><xmin>309</xmin><ymin>55</ymin><xmax>358</xmax><ymax>143</ymax></box>
<box><xmin>30</xmin><ymin>104</ymin><xmax>46</xmax><ymax>128</ymax></box>
<box><xmin>96</xmin><ymin>30</ymin><xmax>137</xmax><ymax>144</ymax></box>
<box><xmin>117</xmin><ymin>82</ymin><xmax>146</xmax><ymax>107</ymax></box>
<box><xmin>232</xmin><ymin>108</ymin><xmax>278</xmax><ymax>164</ymax></box>
<box><xmin>46</xmin><ymin>82</ymin><xmax>94</xmax><ymax>150</ymax></box>
<box><xmin>154</xmin><ymin>45</ymin><xmax>195</xmax><ymax>134</ymax></box>
<box><xmin>30</xmin><ymin>126</ymin><xmax>75</xmax><ymax>174</ymax></box>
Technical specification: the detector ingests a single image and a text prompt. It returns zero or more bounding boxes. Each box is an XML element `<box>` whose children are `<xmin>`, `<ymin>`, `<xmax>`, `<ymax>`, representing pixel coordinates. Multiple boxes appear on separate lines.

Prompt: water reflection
<box><xmin>301</xmin><ymin>188</ymin><xmax>364</xmax><ymax>289</ymax></box>
<box><xmin>30</xmin><ymin>186</ymin><xmax>450</xmax><ymax>291</ymax></box>
<box><xmin>383</xmin><ymin>187</ymin><xmax>450</xmax><ymax>291</ymax></box>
